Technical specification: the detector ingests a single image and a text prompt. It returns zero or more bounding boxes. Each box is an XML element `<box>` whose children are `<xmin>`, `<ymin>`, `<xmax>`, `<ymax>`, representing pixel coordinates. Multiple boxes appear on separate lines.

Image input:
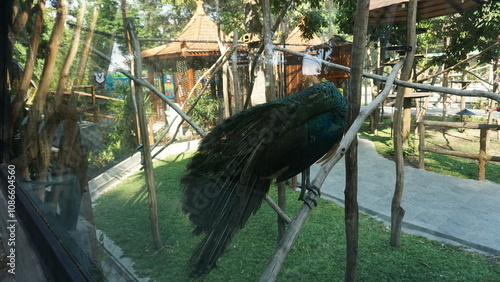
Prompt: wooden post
<box><xmin>478</xmin><ymin>128</ymin><xmax>487</xmax><ymax>181</ymax></box>
<box><xmin>418</xmin><ymin>122</ymin><xmax>425</xmax><ymax>169</ymax></box>
<box><xmin>391</xmin><ymin>0</ymin><xmax>417</xmax><ymax>247</ymax></box>
<box><xmin>125</xmin><ymin>17</ymin><xmax>163</xmax><ymax>250</ymax></box>
<box><xmin>277</xmin><ymin>182</ymin><xmax>287</xmax><ymax>242</ymax></box>
<box><xmin>222</xmin><ymin>53</ymin><xmax>231</xmax><ymax>118</ymax></box>
<box><xmin>344</xmin><ymin>0</ymin><xmax>369</xmax><ymax>279</ymax></box>
<box><xmin>262</xmin><ymin>0</ymin><xmax>276</xmax><ymax>102</ymax></box>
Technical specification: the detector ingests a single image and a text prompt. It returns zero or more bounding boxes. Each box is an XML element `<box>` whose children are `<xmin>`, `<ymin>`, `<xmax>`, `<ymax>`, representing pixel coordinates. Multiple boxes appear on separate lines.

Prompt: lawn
<box><xmin>93</xmin><ymin>152</ymin><xmax>500</xmax><ymax>281</ymax></box>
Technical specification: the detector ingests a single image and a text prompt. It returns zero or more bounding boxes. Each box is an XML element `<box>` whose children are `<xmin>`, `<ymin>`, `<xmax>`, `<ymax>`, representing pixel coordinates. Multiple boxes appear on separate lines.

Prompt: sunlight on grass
<box><xmin>93</xmin><ymin>153</ymin><xmax>500</xmax><ymax>281</ymax></box>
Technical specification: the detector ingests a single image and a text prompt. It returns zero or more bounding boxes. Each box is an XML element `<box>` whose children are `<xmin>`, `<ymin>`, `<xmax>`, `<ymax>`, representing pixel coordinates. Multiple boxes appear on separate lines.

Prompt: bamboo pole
<box><xmin>260</xmin><ymin>60</ymin><xmax>405</xmax><ymax>282</ymax></box>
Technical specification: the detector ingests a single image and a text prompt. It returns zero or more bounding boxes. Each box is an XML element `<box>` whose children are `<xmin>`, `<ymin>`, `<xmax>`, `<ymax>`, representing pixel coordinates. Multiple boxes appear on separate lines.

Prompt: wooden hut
<box><xmin>283</xmin><ymin>27</ymin><xmax>352</xmax><ymax>95</ymax></box>
<box><xmin>141</xmin><ymin>1</ymin><xmax>235</xmax><ymax>121</ymax></box>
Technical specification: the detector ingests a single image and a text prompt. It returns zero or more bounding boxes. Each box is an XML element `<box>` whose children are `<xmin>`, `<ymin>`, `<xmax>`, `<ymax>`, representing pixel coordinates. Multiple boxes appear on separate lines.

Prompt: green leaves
<box><xmin>298</xmin><ymin>10</ymin><xmax>328</xmax><ymax>41</ymax></box>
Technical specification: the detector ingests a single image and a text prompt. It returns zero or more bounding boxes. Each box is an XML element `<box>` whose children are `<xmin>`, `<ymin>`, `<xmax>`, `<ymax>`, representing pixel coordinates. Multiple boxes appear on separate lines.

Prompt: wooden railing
<box><xmin>417</xmin><ymin>120</ymin><xmax>500</xmax><ymax>180</ymax></box>
<box><xmin>51</xmin><ymin>85</ymin><xmax>124</xmax><ymax>122</ymax></box>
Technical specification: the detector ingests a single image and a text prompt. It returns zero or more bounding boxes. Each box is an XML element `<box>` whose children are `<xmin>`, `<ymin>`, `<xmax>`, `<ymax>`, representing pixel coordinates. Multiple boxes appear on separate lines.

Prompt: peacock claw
<box><xmin>297</xmin><ymin>185</ymin><xmax>306</xmax><ymax>202</ymax></box>
<box><xmin>301</xmin><ymin>185</ymin><xmax>321</xmax><ymax>208</ymax></box>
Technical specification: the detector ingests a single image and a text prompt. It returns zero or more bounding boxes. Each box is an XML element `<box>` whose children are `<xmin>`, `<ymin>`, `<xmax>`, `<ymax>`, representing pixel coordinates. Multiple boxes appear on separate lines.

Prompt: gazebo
<box><xmin>141</xmin><ymin>1</ymin><xmax>237</xmax><ymax>121</ymax></box>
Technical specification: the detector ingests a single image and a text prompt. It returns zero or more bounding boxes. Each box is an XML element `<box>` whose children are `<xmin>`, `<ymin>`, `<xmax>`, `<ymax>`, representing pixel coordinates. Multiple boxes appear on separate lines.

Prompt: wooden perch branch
<box><xmin>274</xmin><ymin>46</ymin><xmax>500</xmax><ymax>103</ymax></box>
<box><xmin>260</xmin><ymin>59</ymin><xmax>405</xmax><ymax>282</ymax></box>
<box><xmin>265</xmin><ymin>194</ymin><xmax>292</xmax><ymax>224</ymax></box>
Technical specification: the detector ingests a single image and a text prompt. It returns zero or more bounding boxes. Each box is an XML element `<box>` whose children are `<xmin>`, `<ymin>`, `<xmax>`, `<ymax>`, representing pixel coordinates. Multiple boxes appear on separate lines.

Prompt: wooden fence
<box><xmin>417</xmin><ymin>120</ymin><xmax>500</xmax><ymax>180</ymax></box>
<box><xmin>51</xmin><ymin>85</ymin><xmax>124</xmax><ymax>122</ymax></box>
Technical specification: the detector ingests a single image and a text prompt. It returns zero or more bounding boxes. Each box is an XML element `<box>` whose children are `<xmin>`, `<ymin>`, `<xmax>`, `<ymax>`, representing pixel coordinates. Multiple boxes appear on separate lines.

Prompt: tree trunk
<box><xmin>25</xmin><ymin>0</ymin><xmax>68</xmax><ymax>201</ymax></box>
<box><xmin>55</xmin><ymin>0</ymin><xmax>86</xmax><ymax>108</ymax></box>
<box><xmin>11</xmin><ymin>0</ymin><xmax>45</xmax><ymax>130</ymax></box>
<box><xmin>11</xmin><ymin>0</ymin><xmax>34</xmax><ymax>43</ymax></box>
<box><xmin>75</xmin><ymin>6</ymin><xmax>99</xmax><ymax>86</ymax></box>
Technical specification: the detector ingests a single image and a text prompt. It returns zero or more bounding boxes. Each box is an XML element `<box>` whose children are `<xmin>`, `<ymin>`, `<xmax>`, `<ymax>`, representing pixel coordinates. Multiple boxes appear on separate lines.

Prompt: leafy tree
<box><xmin>335</xmin><ymin>0</ymin><xmax>500</xmax><ymax>68</ymax></box>
<box><xmin>426</xmin><ymin>0</ymin><xmax>500</xmax><ymax>68</ymax></box>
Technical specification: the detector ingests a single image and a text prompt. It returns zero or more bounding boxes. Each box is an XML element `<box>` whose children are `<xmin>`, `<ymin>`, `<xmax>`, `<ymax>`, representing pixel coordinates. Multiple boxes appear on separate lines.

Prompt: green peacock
<box><xmin>181</xmin><ymin>81</ymin><xmax>347</xmax><ymax>277</ymax></box>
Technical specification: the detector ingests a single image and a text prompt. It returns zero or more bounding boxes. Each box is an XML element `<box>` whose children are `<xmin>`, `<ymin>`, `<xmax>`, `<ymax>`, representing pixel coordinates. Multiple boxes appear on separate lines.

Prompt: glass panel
<box><xmin>2</xmin><ymin>0</ymin><xmax>498</xmax><ymax>281</ymax></box>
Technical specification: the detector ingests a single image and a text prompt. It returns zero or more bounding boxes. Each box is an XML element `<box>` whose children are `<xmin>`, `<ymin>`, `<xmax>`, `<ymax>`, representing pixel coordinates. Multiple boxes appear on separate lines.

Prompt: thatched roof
<box><xmin>284</xmin><ymin>26</ymin><xmax>323</xmax><ymax>52</ymax></box>
<box><xmin>141</xmin><ymin>1</ymin><xmax>229</xmax><ymax>60</ymax></box>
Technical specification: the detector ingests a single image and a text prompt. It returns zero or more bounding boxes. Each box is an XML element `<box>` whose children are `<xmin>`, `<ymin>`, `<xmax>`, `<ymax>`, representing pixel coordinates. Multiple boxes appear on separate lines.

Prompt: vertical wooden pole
<box><xmin>262</xmin><ymin>0</ymin><xmax>276</xmax><ymax>102</ymax></box>
<box><xmin>232</xmin><ymin>29</ymin><xmax>243</xmax><ymax>114</ymax></box>
<box><xmin>92</xmin><ymin>86</ymin><xmax>98</xmax><ymax>123</ymax></box>
<box><xmin>125</xmin><ymin>17</ymin><xmax>163</xmax><ymax>250</ymax></box>
<box><xmin>418</xmin><ymin>122</ymin><xmax>425</xmax><ymax>169</ymax></box>
<box><xmin>391</xmin><ymin>0</ymin><xmax>417</xmax><ymax>247</ymax></box>
<box><xmin>478</xmin><ymin>128</ymin><xmax>487</xmax><ymax>181</ymax></box>
<box><xmin>121</xmin><ymin>0</ymin><xmax>141</xmax><ymax>145</ymax></box>
<box><xmin>277</xmin><ymin>182</ymin><xmax>286</xmax><ymax>243</ymax></box>
<box><xmin>344</xmin><ymin>0</ymin><xmax>370</xmax><ymax>280</ymax></box>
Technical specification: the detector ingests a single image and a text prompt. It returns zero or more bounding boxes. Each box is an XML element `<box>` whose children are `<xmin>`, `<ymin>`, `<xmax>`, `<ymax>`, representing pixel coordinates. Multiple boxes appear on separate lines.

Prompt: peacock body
<box><xmin>181</xmin><ymin>81</ymin><xmax>347</xmax><ymax>277</ymax></box>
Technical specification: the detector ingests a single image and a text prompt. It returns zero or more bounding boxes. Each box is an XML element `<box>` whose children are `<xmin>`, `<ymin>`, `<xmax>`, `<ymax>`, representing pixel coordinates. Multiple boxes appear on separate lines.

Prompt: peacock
<box><xmin>181</xmin><ymin>81</ymin><xmax>347</xmax><ymax>277</ymax></box>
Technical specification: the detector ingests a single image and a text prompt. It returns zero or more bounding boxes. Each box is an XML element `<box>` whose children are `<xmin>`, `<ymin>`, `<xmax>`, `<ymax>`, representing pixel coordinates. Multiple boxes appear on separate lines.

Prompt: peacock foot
<box><xmin>301</xmin><ymin>185</ymin><xmax>321</xmax><ymax>208</ymax></box>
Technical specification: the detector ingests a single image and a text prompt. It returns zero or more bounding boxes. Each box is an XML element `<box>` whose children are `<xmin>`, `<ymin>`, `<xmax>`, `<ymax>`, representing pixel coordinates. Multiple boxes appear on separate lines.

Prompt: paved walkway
<box><xmin>313</xmin><ymin>136</ymin><xmax>500</xmax><ymax>255</ymax></box>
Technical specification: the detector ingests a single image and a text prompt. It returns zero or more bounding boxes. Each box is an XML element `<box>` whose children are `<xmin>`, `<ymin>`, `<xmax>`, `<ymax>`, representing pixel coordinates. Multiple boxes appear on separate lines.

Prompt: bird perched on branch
<box><xmin>181</xmin><ymin>81</ymin><xmax>347</xmax><ymax>277</ymax></box>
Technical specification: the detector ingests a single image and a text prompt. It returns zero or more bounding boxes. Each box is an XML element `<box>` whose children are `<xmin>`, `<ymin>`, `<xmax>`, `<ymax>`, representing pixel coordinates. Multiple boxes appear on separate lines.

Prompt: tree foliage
<box><xmin>335</xmin><ymin>0</ymin><xmax>500</xmax><ymax>68</ymax></box>
<box><xmin>426</xmin><ymin>0</ymin><xmax>500</xmax><ymax>67</ymax></box>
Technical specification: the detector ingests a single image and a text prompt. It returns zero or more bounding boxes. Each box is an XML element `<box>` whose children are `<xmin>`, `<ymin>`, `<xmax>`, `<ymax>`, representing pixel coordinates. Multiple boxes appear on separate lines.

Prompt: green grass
<box><xmin>93</xmin><ymin>153</ymin><xmax>500</xmax><ymax>281</ymax></box>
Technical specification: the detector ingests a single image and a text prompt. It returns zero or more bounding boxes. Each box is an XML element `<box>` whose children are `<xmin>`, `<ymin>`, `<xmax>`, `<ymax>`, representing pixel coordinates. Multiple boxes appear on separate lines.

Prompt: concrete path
<box><xmin>313</xmin><ymin>136</ymin><xmax>500</xmax><ymax>255</ymax></box>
